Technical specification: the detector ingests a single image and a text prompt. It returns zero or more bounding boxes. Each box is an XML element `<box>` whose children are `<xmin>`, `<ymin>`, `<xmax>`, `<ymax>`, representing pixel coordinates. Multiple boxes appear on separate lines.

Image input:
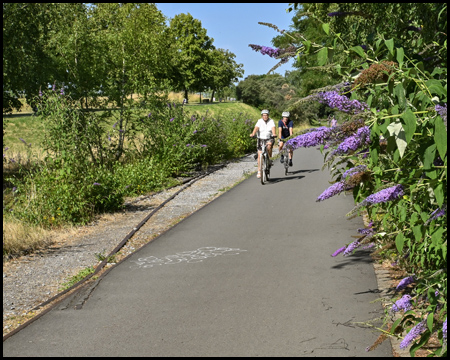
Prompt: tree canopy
<box><xmin>2</xmin><ymin>4</ymin><xmax>244</xmax><ymax>112</ymax></box>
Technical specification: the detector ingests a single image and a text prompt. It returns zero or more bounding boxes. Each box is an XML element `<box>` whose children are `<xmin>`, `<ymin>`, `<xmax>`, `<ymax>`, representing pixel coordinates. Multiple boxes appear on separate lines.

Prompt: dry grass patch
<box><xmin>3</xmin><ymin>218</ymin><xmax>54</xmax><ymax>260</ymax></box>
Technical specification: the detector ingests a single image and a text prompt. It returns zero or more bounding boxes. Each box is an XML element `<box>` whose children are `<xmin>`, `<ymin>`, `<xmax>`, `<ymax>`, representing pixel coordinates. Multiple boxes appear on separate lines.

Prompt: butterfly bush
<box><xmin>444</xmin><ymin>318</ymin><xmax>447</xmax><ymax>341</ymax></box>
<box><xmin>343</xmin><ymin>239</ymin><xmax>362</xmax><ymax>256</ymax></box>
<box><xmin>342</xmin><ymin>165</ymin><xmax>367</xmax><ymax>180</ymax></box>
<box><xmin>400</xmin><ymin>321</ymin><xmax>427</xmax><ymax>349</ymax></box>
<box><xmin>317</xmin><ymin>91</ymin><xmax>369</xmax><ymax>114</ymax></box>
<box><xmin>330</xmin><ymin>126</ymin><xmax>371</xmax><ymax>156</ymax></box>
<box><xmin>285</xmin><ymin>127</ymin><xmax>333</xmax><ymax>150</ymax></box>
<box><xmin>435</xmin><ymin>103</ymin><xmax>447</xmax><ymax>130</ymax></box>
<box><xmin>425</xmin><ymin>204</ymin><xmax>447</xmax><ymax>225</ymax></box>
<box><xmin>248</xmin><ymin>44</ymin><xmax>290</xmax><ymax>64</ymax></box>
<box><xmin>347</xmin><ymin>184</ymin><xmax>404</xmax><ymax>217</ymax></box>
<box><xmin>316</xmin><ymin>181</ymin><xmax>347</xmax><ymax>202</ymax></box>
<box><xmin>396</xmin><ymin>275</ymin><xmax>415</xmax><ymax>290</ymax></box>
<box><xmin>392</xmin><ymin>294</ymin><xmax>413</xmax><ymax>313</ymax></box>
<box><xmin>362</xmin><ymin>184</ymin><xmax>404</xmax><ymax>206</ymax></box>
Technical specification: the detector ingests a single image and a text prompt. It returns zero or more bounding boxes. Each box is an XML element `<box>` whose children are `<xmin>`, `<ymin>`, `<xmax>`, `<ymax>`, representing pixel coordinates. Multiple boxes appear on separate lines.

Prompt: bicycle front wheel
<box><xmin>261</xmin><ymin>154</ymin><xmax>267</xmax><ymax>185</ymax></box>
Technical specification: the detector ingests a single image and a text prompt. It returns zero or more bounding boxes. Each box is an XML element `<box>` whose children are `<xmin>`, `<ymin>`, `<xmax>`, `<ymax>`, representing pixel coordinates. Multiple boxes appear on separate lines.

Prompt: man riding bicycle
<box><xmin>250</xmin><ymin>109</ymin><xmax>276</xmax><ymax>179</ymax></box>
<box><xmin>278</xmin><ymin>111</ymin><xmax>294</xmax><ymax>167</ymax></box>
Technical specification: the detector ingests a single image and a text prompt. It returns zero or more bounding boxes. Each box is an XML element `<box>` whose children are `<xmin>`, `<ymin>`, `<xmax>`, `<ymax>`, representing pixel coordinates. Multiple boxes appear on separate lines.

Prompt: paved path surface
<box><xmin>3</xmin><ymin>148</ymin><xmax>392</xmax><ymax>357</ymax></box>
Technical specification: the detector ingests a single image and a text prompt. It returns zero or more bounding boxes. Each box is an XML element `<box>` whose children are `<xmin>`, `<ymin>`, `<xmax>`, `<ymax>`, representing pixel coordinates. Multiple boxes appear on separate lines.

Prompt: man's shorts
<box><xmin>257</xmin><ymin>138</ymin><xmax>274</xmax><ymax>151</ymax></box>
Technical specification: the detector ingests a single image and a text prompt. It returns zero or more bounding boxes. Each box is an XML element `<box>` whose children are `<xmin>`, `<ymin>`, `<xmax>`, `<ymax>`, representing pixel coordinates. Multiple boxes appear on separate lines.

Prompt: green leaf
<box><xmin>303</xmin><ymin>40</ymin><xmax>311</xmax><ymax>53</ymax></box>
<box><xmin>394</xmin><ymin>83</ymin><xmax>406</xmax><ymax>109</ymax></box>
<box><xmin>385</xmin><ymin>38</ymin><xmax>394</xmax><ymax>55</ymax></box>
<box><xmin>370</xmin><ymin>147</ymin><xmax>378</xmax><ymax>164</ymax></box>
<box><xmin>322</xmin><ymin>23</ymin><xmax>330</xmax><ymax>35</ymax></box>
<box><xmin>395</xmin><ymin>233</ymin><xmax>405</xmax><ymax>253</ymax></box>
<box><xmin>390</xmin><ymin>318</ymin><xmax>402</xmax><ymax>334</ymax></box>
<box><xmin>425</xmin><ymin>79</ymin><xmax>447</xmax><ymax>98</ymax></box>
<box><xmin>433</xmin><ymin>183</ymin><xmax>444</xmax><ymax>207</ymax></box>
<box><xmin>430</xmin><ymin>227</ymin><xmax>444</xmax><ymax>246</ymax></box>
<box><xmin>387</xmin><ymin>120</ymin><xmax>407</xmax><ymax>158</ymax></box>
<box><xmin>434</xmin><ymin>116</ymin><xmax>447</xmax><ymax>159</ymax></box>
<box><xmin>396</xmin><ymin>47</ymin><xmax>404</xmax><ymax>68</ymax></box>
<box><xmin>427</xmin><ymin>313</ymin><xmax>434</xmax><ymax>331</ymax></box>
<box><xmin>423</xmin><ymin>143</ymin><xmax>436</xmax><ymax>170</ymax></box>
<box><xmin>349</xmin><ymin>46</ymin><xmax>365</xmax><ymax>58</ymax></box>
<box><xmin>401</xmin><ymin>109</ymin><xmax>416</xmax><ymax>144</ymax></box>
<box><xmin>317</xmin><ymin>47</ymin><xmax>328</xmax><ymax>66</ymax></box>
<box><xmin>412</xmin><ymin>225</ymin><xmax>423</xmax><ymax>242</ymax></box>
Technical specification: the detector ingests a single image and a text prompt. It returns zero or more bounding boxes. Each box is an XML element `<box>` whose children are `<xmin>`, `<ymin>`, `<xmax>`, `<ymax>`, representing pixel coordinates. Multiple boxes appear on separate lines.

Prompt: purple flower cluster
<box><xmin>396</xmin><ymin>275</ymin><xmax>415</xmax><ymax>290</ymax></box>
<box><xmin>249</xmin><ymin>44</ymin><xmax>280</xmax><ymax>58</ymax></box>
<box><xmin>331</xmin><ymin>246</ymin><xmax>346</xmax><ymax>257</ymax></box>
<box><xmin>285</xmin><ymin>127</ymin><xmax>332</xmax><ymax>150</ymax></box>
<box><xmin>357</xmin><ymin>221</ymin><xmax>375</xmax><ymax>236</ymax></box>
<box><xmin>343</xmin><ymin>240</ymin><xmax>361</xmax><ymax>256</ymax></box>
<box><xmin>425</xmin><ymin>204</ymin><xmax>446</xmax><ymax>225</ymax></box>
<box><xmin>317</xmin><ymin>91</ymin><xmax>369</xmax><ymax>113</ymax></box>
<box><xmin>443</xmin><ymin>318</ymin><xmax>447</xmax><ymax>341</ymax></box>
<box><xmin>362</xmin><ymin>184</ymin><xmax>404</xmax><ymax>206</ymax></box>
<box><xmin>392</xmin><ymin>294</ymin><xmax>412</xmax><ymax>313</ymax></box>
<box><xmin>399</xmin><ymin>321</ymin><xmax>427</xmax><ymax>349</ymax></box>
<box><xmin>342</xmin><ymin>165</ymin><xmax>367</xmax><ymax>180</ymax></box>
<box><xmin>435</xmin><ymin>104</ymin><xmax>447</xmax><ymax>129</ymax></box>
<box><xmin>316</xmin><ymin>181</ymin><xmax>347</xmax><ymax>202</ymax></box>
<box><xmin>330</xmin><ymin>126</ymin><xmax>371</xmax><ymax>156</ymax></box>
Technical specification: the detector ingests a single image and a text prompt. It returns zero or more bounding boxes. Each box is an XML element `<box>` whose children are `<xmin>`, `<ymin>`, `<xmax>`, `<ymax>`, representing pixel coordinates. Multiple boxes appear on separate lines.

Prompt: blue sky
<box><xmin>155</xmin><ymin>3</ymin><xmax>296</xmax><ymax>83</ymax></box>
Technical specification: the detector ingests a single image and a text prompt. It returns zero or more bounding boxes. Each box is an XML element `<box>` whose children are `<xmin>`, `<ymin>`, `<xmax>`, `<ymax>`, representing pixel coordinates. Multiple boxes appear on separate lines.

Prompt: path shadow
<box><xmin>330</xmin><ymin>249</ymin><xmax>375</xmax><ymax>269</ymax></box>
<box><xmin>288</xmin><ymin>168</ymin><xmax>320</xmax><ymax>175</ymax></box>
<box><xmin>267</xmin><ymin>175</ymin><xmax>305</xmax><ymax>184</ymax></box>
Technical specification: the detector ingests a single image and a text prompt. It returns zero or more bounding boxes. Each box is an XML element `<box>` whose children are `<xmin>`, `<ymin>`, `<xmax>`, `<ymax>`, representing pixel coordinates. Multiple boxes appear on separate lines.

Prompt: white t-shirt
<box><xmin>255</xmin><ymin>118</ymin><xmax>276</xmax><ymax>139</ymax></box>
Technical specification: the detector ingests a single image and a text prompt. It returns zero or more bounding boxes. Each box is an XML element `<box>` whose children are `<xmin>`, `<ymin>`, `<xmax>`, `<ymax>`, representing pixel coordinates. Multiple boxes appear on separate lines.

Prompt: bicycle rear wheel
<box><xmin>284</xmin><ymin>156</ymin><xmax>289</xmax><ymax>175</ymax></box>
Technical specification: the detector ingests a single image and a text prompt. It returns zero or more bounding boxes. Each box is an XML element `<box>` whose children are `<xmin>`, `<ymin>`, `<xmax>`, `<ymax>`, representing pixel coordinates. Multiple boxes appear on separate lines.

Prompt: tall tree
<box><xmin>168</xmin><ymin>13</ymin><xmax>215</xmax><ymax>103</ymax></box>
<box><xmin>207</xmin><ymin>48</ymin><xmax>244</xmax><ymax>102</ymax></box>
<box><xmin>88</xmin><ymin>3</ymin><xmax>173</xmax><ymax>160</ymax></box>
<box><xmin>3</xmin><ymin>3</ymin><xmax>58</xmax><ymax>113</ymax></box>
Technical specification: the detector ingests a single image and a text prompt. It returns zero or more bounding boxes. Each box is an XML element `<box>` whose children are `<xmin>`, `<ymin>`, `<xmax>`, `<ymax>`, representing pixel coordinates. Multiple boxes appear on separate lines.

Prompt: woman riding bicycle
<box><xmin>278</xmin><ymin>111</ymin><xmax>294</xmax><ymax>167</ymax></box>
<box><xmin>250</xmin><ymin>109</ymin><xmax>276</xmax><ymax>179</ymax></box>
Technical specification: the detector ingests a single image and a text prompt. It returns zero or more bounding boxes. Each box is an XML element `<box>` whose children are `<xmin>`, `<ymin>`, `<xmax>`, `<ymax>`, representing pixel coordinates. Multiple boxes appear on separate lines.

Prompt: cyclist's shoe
<box><xmin>257</xmin><ymin>171</ymin><xmax>261</xmax><ymax>178</ymax></box>
<box><xmin>289</xmin><ymin>159</ymin><xmax>293</xmax><ymax>167</ymax></box>
<box><xmin>280</xmin><ymin>154</ymin><xmax>284</xmax><ymax>163</ymax></box>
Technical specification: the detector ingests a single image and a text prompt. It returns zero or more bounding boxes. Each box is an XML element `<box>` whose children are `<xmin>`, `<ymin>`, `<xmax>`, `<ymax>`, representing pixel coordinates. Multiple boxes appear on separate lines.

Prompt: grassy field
<box><xmin>3</xmin><ymin>96</ymin><xmax>306</xmax><ymax>154</ymax></box>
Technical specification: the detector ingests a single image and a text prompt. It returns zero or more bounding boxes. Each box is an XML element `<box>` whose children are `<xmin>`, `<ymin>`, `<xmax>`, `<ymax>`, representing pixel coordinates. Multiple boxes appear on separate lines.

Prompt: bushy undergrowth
<box><xmin>3</xmin><ymin>91</ymin><xmax>255</xmax><ymax>229</ymax></box>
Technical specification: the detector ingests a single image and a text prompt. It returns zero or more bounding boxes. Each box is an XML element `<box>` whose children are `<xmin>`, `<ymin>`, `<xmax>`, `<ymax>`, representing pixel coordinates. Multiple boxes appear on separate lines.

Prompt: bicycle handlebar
<box><xmin>251</xmin><ymin>135</ymin><xmax>276</xmax><ymax>139</ymax></box>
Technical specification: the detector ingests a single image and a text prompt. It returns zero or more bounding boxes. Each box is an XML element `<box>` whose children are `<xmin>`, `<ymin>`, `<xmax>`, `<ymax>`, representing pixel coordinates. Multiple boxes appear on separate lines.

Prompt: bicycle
<box><xmin>252</xmin><ymin>135</ymin><xmax>275</xmax><ymax>185</ymax></box>
<box><xmin>282</xmin><ymin>146</ymin><xmax>290</xmax><ymax>176</ymax></box>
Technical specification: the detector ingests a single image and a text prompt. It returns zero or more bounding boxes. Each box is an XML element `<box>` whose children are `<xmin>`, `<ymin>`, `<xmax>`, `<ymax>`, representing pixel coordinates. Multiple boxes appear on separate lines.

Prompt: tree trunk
<box><xmin>184</xmin><ymin>88</ymin><xmax>189</xmax><ymax>104</ymax></box>
<box><xmin>211</xmin><ymin>90</ymin><xmax>215</xmax><ymax>102</ymax></box>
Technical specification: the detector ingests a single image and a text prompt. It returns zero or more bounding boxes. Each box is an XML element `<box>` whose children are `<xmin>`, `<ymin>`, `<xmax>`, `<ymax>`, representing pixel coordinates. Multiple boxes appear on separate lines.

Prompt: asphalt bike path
<box><xmin>3</xmin><ymin>147</ymin><xmax>392</xmax><ymax>357</ymax></box>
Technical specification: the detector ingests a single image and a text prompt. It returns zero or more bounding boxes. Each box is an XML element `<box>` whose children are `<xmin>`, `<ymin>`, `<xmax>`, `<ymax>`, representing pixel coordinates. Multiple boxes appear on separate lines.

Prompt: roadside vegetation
<box><xmin>249</xmin><ymin>3</ymin><xmax>446</xmax><ymax>357</ymax></box>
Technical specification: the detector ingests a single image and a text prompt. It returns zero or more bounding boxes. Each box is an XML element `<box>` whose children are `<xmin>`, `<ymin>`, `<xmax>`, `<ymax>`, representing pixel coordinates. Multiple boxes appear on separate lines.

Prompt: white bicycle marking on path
<box><xmin>129</xmin><ymin>247</ymin><xmax>247</xmax><ymax>269</ymax></box>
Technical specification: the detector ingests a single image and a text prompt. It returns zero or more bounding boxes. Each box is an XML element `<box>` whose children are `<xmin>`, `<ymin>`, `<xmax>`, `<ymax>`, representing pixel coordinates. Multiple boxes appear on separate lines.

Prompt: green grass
<box><xmin>3</xmin><ymin>115</ymin><xmax>46</xmax><ymax>153</ymax></box>
<box><xmin>185</xmin><ymin>102</ymin><xmax>261</xmax><ymax>120</ymax></box>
